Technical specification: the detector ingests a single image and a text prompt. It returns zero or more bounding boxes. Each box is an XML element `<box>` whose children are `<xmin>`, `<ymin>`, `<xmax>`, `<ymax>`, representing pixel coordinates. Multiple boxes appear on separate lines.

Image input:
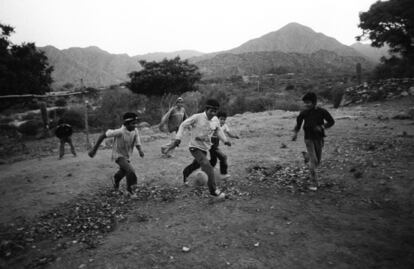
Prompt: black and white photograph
<box><xmin>0</xmin><ymin>0</ymin><xmax>413</xmax><ymax>268</ymax></box>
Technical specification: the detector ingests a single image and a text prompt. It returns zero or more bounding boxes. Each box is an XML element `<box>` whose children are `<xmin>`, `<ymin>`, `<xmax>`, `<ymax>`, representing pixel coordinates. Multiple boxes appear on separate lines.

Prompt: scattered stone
<box><xmin>343</xmin><ymin>78</ymin><xmax>414</xmax><ymax>105</ymax></box>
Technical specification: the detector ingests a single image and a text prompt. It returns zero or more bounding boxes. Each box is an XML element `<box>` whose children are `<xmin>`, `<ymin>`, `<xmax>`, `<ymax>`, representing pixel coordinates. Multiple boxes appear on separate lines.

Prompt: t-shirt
<box><xmin>105</xmin><ymin>126</ymin><xmax>141</xmax><ymax>161</ymax></box>
<box><xmin>294</xmin><ymin>107</ymin><xmax>335</xmax><ymax>140</ymax></box>
<box><xmin>176</xmin><ymin>113</ymin><xmax>227</xmax><ymax>152</ymax></box>
<box><xmin>55</xmin><ymin>124</ymin><xmax>73</xmax><ymax>139</ymax></box>
<box><xmin>167</xmin><ymin>107</ymin><xmax>187</xmax><ymax>133</ymax></box>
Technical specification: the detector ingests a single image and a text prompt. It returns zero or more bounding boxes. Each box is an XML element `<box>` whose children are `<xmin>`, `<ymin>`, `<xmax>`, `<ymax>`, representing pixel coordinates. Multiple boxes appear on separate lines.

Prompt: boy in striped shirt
<box><xmin>88</xmin><ymin>112</ymin><xmax>144</xmax><ymax>198</ymax></box>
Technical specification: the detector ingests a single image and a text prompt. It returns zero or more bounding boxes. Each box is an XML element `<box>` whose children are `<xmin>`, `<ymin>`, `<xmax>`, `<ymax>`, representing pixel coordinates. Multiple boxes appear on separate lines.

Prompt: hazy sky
<box><xmin>0</xmin><ymin>0</ymin><xmax>377</xmax><ymax>56</ymax></box>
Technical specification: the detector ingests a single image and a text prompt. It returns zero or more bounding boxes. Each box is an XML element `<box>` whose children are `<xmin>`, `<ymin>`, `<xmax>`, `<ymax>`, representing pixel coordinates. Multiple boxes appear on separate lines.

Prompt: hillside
<box><xmin>41</xmin><ymin>46</ymin><xmax>204</xmax><ymax>88</ymax></box>
<box><xmin>41</xmin><ymin>46</ymin><xmax>139</xmax><ymax>88</ymax></box>
<box><xmin>40</xmin><ymin>22</ymin><xmax>377</xmax><ymax>87</ymax></box>
<box><xmin>351</xmin><ymin>42</ymin><xmax>390</xmax><ymax>63</ymax></box>
<box><xmin>196</xmin><ymin>50</ymin><xmax>374</xmax><ymax>78</ymax></box>
<box><xmin>228</xmin><ymin>22</ymin><xmax>362</xmax><ymax>57</ymax></box>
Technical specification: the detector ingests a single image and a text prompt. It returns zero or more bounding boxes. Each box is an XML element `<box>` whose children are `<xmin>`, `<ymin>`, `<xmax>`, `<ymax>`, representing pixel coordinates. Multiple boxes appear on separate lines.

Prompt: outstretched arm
<box><xmin>224</xmin><ymin>129</ymin><xmax>240</xmax><ymax>139</ymax></box>
<box><xmin>88</xmin><ymin>131</ymin><xmax>107</xmax><ymax>157</ymax></box>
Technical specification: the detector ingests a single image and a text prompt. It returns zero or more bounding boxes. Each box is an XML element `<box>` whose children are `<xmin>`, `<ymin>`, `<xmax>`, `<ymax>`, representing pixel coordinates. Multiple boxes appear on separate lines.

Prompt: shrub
<box><xmin>17</xmin><ymin>120</ymin><xmax>43</xmax><ymax>136</ymax></box>
<box><xmin>61</xmin><ymin>106</ymin><xmax>85</xmax><ymax>129</ymax></box>
<box><xmin>97</xmin><ymin>88</ymin><xmax>147</xmax><ymax>128</ymax></box>
<box><xmin>55</xmin><ymin>98</ymin><xmax>67</xmax><ymax>107</ymax></box>
<box><xmin>332</xmin><ymin>88</ymin><xmax>345</xmax><ymax>108</ymax></box>
<box><xmin>285</xmin><ymin>84</ymin><xmax>295</xmax><ymax>90</ymax></box>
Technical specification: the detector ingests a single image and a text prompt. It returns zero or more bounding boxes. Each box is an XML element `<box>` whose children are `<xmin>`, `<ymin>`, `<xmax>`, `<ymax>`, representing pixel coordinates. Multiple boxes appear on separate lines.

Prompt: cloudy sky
<box><xmin>0</xmin><ymin>0</ymin><xmax>377</xmax><ymax>56</ymax></box>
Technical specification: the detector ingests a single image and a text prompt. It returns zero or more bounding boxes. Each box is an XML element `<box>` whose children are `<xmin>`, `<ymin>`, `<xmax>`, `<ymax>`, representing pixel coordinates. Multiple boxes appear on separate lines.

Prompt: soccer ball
<box><xmin>191</xmin><ymin>170</ymin><xmax>208</xmax><ymax>186</ymax></box>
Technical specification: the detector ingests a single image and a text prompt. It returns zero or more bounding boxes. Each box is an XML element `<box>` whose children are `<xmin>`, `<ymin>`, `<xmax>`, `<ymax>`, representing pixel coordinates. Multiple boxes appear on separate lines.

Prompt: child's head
<box><xmin>123</xmin><ymin>112</ymin><xmax>138</xmax><ymax>131</ymax></box>
<box><xmin>302</xmin><ymin>92</ymin><xmax>317</xmax><ymax>109</ymax></box>
<box><xmin>176</xmin><ymin>97</ymin><xmax>184</xmax><ymax>108</ymax></box>
<box><xmin>217</xmin><ymin>111</ymin><xmax>227</xmax><ymax>125</ymax></box>
<box><xmin>205</xmin><ymin>99</ymin><xmax>220</xmax><ymax>120</ymax></box>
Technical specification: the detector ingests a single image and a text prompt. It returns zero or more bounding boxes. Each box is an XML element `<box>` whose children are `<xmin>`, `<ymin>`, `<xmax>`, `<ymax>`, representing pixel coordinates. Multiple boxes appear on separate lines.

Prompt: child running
<box><xmin>173</xmin><ymin>99</ymin><xmax>231</xmax><ymax>200</ymax></box>
<box><xmin>292</xmin><ymin>92</ymin><xmax>335</xmax><ymax>190</ymax></box>
<box><xmin>210</xmin><ymin>111</ymin><xmax>239</xmax><ymax>179</ymax></box>
<box><xmin>160</xmin><ymin>97</ymin><xmax>187</xmax><ymax>157</ymax></box>
<box><xmin>88</xmin><ymin>112</ymin><xmax>144</xmax><ymax>198</ymax></box>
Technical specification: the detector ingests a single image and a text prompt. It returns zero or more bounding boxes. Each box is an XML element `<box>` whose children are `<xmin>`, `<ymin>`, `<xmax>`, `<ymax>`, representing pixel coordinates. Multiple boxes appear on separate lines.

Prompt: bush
<box><xmin>17</xmin><ymin>120</ymin><xmax>43</xmax><ymax>136</ymax></box>
<box><xmin>273</xmin><ymin>100</ymin><xmax>301</xmax><ymax>111</ymax></box>
<box><xmin>61</xmin><ymin>106</ymin><xmax>85</xmax><ymax>129</ymax></box>
<box><xmin>55</xmin><ymin>98</ymin><xmax>67</xmax><ymax>107</ymax></box>
<box><xmin>332</xmin><ymin>88</ymin><xmax>345</xmax><ymax>108</ymax></box>
<box><xmin>285</xmin><ymin>84</ymin><xmax>295</xmax><ymax>90</ymax></box>
<box><xmin>97</xmin><ymin>88</ymin><xmax>147</xmax><ymax>128</ymax></box>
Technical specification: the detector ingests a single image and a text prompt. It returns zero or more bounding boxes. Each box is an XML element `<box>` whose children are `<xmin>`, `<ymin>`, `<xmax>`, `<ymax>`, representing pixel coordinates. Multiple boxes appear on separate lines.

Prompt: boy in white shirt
<box><xmin>173</xmin><ymin>99</ymin><xmax>230</xmax><ymax>200</ymax></box>
<box><xmin>88</xmin><ymin>112</ymin><xmax>144</xmax><ymax>198</ymax></box>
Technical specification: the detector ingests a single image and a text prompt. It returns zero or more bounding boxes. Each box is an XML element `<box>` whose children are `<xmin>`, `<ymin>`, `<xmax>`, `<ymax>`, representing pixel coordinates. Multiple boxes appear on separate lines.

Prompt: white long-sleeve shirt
<box><xmin>105</xmin><ymin>126</ymin><xmax>141</xmax><ymax>161</ymax></box>
<box><xmin>176</xmin><ymin>112</ymin><xmax>228</xmax><ymax>152</ymax></box>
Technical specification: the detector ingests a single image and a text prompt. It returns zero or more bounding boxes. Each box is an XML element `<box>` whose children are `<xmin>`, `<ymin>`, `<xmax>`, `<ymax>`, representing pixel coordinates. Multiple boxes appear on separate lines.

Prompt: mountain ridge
<box><xmin>40</xmin><ymin>23</ymin><xmax>379</xmax><ymax>88</ymax></box>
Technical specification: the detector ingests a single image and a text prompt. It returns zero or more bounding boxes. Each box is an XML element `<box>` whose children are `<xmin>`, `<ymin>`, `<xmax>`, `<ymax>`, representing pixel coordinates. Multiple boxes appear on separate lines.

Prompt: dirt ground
<box><xmin>1</xmin><ymin>97</ymin><xmax>414</xmax><ymax>269</ymax></box>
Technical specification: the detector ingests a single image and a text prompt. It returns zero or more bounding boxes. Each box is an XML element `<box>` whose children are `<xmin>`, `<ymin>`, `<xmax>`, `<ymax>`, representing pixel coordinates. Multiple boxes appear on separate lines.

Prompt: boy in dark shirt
<box><xmin>292</xmin><ymin>92</ymin><xmax>335</xmax><ymax>190</ymax></box>
<box><xmin>55</xmin><ymin>120</ymin><xmax>77</xmax><ymax>160</ymax></box>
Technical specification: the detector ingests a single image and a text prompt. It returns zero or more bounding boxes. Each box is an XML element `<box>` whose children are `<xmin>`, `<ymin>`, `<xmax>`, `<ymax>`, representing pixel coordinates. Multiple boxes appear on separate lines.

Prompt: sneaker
<box><xmin>308</xmin><ymin>185</ymin><xmax>318</xmax><ymax>191</ymax></box>
<box><xmin>126</xmin><ymin>191</ymin><xmax>138</xmax><ymax>199</ymax></box>
<box><xmin>221</xmin><ymin>174</ymin><xmax>231</xmax><ymax>179</ymax></box>
<box><xmin>212</xmin><ymin>189</ymin><xmax>226</xmax><ymax>200</ymax></box>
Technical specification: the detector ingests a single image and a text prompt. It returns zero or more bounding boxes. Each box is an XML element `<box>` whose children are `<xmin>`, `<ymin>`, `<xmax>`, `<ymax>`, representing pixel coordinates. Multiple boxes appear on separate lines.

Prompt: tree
<box><xmin>127</xmin><ymin>57</ymin><xmax>201</xmax><ymax>96</ymax></box>
<box><xmin>0</xmin><ymin>23</ymin><xmax>53</xmax><ymax>96</ymax></box>
<box><xmin>357</xmin><ymin>0</ymin><xmax>414</xmax><ymax>59</ymax></box>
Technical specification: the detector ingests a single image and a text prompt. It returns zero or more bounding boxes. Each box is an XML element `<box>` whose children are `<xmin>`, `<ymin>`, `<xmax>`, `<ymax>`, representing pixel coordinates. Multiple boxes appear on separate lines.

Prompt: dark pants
<box><xmin>114</xmin><ymin>157</ymin><xmax>137</xmax><ymax>193</ymax></box>
<box><xmin>59</xmin><ymin>136</ymin><xmax>76</xmax><ymax>158</ymax></box>
<box><xmin>183</xmin><ymin>147</ymin><xmax>217</xmax><ymax>195</ymax></box>
<box><xmin>209</xmin><ymin>146</ymin><xmax>228</xmax><ymax>174</ymax></box>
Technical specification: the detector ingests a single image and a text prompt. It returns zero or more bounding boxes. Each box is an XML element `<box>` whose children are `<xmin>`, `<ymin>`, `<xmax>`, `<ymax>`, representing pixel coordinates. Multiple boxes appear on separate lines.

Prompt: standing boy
<box><xmin>55</xmin><ymin>120</ymin><xmax>77</xmax><ymax>159</ymax></box>
<box><xmin>160</xmin><ymin>97</ymin><xmax>187</xmax><ymax>157</ymax></box>
<box><xmin>173</xmin><ymin>99</ymin><xmax>230</xmax><ymax>200</ymax></box>
<box><xmin>88</xmin><ymin>112</ymin><xmax>144</xmax><ymax>198</ymax></box>
<box><xmin>210</xmin><ymin>111</ymin><xmax>239</xmax><ymax>178</ymax></box>
<box><xmin>292</xmin><ymin>92</ymin><xmax>335</xmax><ymax>190</ymax></box>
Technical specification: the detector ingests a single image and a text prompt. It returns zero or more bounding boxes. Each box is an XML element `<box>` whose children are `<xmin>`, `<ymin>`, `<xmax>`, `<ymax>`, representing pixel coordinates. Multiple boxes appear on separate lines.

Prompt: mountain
<box><xmin>40</xmin><ymin>46</ymin><xmax>204</xmax><ymax>88</ymax></box>
<box><xmin>190</xmin><ymin>22</ymin><xmax>365</xmax><ymax>64</ymax></box>
<box><xmin>40</xmin><ymin>46</ymin><xmax>139</xmax><ymax>88</ymax></box>
<box><xmin>40</xmin><ymin>22</ymin><xmax>377</xmax><ymax>87</ymax></box>
<box><xmin>350</xmin><ymin>42</ymin><xmax>390</xmax><ymax>63</ymax></box>
<box><xmin>196</xmin><ymin>50</ymin><xmax>374</xmax><ymax>78</ymax></box>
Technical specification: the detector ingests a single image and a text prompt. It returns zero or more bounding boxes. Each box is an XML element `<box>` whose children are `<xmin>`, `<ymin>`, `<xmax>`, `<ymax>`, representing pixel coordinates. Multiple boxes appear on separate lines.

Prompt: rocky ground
<box><xmin>0</xmin><ymin>97</ymin><xmax>413</xmax><ymax>269</ymax></box>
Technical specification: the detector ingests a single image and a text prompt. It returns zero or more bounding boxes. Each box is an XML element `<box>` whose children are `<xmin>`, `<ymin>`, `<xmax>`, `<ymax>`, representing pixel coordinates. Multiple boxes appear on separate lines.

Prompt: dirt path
<box><xmin>1</xmin><ymin>98</ymin><xmax>414</xmax><ymax>268</ymax></box>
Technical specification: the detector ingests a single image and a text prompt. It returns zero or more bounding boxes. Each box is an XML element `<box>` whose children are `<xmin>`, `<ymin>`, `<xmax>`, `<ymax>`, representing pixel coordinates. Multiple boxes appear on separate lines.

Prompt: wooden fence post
<box><xmin>84</xmin><ymin>100</ymin><xmax>90</xmax><ymax>150</ymax></box>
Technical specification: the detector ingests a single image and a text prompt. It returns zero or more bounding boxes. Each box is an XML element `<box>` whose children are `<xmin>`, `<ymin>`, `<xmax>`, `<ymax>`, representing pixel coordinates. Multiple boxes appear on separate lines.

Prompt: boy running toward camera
<box><xmin>173</xmin><ymin>99</ymin><xmax>231</xmax><ymax>200</ymax></box>
<box><xmin>292</xmin><ymin>92</ymin><xmax>335</xmax><ymax>190</ymax></box>
<box><xmin>88</xmin><ymin>112</ymin><xmax>144</xmax><ymax>198</ymax></box>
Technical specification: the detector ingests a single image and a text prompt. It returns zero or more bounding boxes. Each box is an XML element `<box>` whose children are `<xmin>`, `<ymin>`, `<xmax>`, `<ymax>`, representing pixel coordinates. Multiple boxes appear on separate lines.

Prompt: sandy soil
<box><xmin>1</xmin><ymin>97</ymin><xmax>414</xmax><ymax>269</ymax></box>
